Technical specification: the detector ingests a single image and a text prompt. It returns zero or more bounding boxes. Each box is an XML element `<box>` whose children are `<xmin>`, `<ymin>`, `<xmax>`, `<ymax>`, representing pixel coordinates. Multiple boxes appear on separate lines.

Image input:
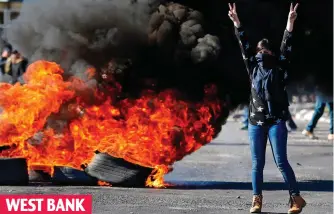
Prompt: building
<box><xmin>0</xmin><ymin>0</ymin><xmax>23</xmax><ymax>29</ymax></box>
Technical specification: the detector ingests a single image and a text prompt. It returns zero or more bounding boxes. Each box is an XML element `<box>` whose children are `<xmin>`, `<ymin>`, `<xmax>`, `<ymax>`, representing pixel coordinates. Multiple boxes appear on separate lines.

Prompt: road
<box><xmin>0</xmin><ymin>121</ymin><xmax>333</xmax><ymax>214</ymax></box>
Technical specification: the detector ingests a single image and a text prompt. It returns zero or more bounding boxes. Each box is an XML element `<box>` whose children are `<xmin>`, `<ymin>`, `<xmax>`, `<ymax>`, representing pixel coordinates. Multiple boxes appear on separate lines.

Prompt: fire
<box><xmin>146</xmin><ymin>165</ymin><xmax>172</xmax><ymax>188</ymax></box>
<box><xmin>0</xmin><ymin>61</ymin><xmax>74</xmax><ymax>156</ymax></box>
<box><xmin>0</xmin><ymin>60</ymin><xmax>222</xmax><ymax>187</ymax></box>
<box><xmin>97</xmin><ymin>181</ymin><xmax>112</xmax><ymax>187</ymax></box>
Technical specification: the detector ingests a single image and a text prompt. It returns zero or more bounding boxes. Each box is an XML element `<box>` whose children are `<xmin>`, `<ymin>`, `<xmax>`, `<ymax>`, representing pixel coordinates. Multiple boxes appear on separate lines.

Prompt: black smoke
<box><xmin>4</xmin><ymin>0</ymin><xmax>223</xmax><ymax>97</ymax></box>
<box><xmin>4</xmin><ymin>0</ymin><xmax>153</xmax><ymax>78</ymax></box>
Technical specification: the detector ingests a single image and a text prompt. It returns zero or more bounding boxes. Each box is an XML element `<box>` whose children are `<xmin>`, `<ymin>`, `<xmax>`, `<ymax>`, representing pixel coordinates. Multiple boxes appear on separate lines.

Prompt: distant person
<box><xmin>302</xmin><ymin>91</ymin><xmax>333</xmax><ymax>140</ymax></box>
<box><xmin>0</xmin><ymin>46</ymin><xmax>12</xmax><ymax>73</ymax></box>
<box><xmin>228</xmin><ymin>3</ymin><xmax>306</xmax><ymax>213</ymax></box>
<box><xmin>5</xmin><ymin>50</ymin><xmax>28</xmax><ymax>84</ymax></box>
<box><xmin>0</xmin><ymin>46</ymin><xmax>12</xmax><ymax>82</ymax></box>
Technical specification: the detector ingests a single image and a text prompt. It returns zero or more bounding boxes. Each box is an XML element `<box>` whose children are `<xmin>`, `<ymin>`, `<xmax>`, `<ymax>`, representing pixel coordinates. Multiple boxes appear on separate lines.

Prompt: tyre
<box><xmin>52</xmin><ymin>166</ymin><xmax>97</xmax><ymax>185</ymax></box>
<box><xmin>85</xmin><ymin>153</ymin><xmax>153</xmax><ymax>187</ymax></box>
<box><xmin>0</xmin><ymin>158</ymin><xmax>29</xmax><ymax>185</ymax></box>
<box><xmin>29</xmin><ymin>169</ymin><xmax>51</xmax><ymax>182</ymax></box>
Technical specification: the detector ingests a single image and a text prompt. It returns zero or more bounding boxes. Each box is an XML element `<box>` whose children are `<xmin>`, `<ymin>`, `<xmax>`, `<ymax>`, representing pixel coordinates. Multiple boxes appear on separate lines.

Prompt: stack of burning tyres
<box><xmin>0</xmin><ymin>1</ymin><xmax>225</xmax><ymax>188</ymax></box>
<box><xmin>0</xmin><ymin>60</ymin><xmax>222</xmax><ymax>187</ymax></box>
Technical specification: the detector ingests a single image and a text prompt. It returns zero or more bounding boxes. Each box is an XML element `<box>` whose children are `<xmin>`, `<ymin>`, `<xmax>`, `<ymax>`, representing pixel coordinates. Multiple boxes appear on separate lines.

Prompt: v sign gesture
<box><xmin>288</xmin><ymin>3</ymin><xmax>299</xmax><ymax>23</ymax></box>
<box><xmin>286</xmin><ymin>3</ymin><xmax>299</xmax><ymax>32</ymax></box>
<box><xmin>228</xmin><ymin>3</ymin><xmax>241</xmax><ymax>28</ymax></box>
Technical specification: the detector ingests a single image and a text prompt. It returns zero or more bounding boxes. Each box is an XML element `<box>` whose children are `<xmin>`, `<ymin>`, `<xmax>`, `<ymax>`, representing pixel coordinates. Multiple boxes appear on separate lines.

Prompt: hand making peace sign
<box><xmin>228</xmin><ymin>3</ymin><xmax>240</xmax><ymax>28</ymax></box>
<box><xmin>288</xmin><ymin>3</ymin><xmax>299</xmax><ymax>23</ymax></box>
<box><xmin>228</xmin><ymin>2</ymin><xmax>299</xmax><ymax>31</ymax></box>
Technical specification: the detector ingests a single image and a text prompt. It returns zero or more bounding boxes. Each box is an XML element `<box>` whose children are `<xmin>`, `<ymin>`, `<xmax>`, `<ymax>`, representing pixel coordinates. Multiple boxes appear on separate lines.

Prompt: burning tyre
<box><xmin>0</xmin><ymin>158</ymin><xmax>29</xmax><ymax>185</ymax></box>
<box><xmin>85</xmin><ymin>153</ymin><xmax>153</xmax><ymax>187</ymax></box>
<box><xmin>52</xmin><ymin>166</ymin><xmax>97</xmax><ymax>185</ymax></box>
<box><xmin>29</xmin><ymin>169</ymin><xmax>51</xmax><ymax>182</ymax></box>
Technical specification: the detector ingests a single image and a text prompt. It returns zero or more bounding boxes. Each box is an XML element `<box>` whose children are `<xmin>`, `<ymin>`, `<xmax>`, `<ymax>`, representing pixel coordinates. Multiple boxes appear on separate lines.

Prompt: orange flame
<box><xmin>146</xmin><ymin>165</ymin><xmax>172</xmax><ymax>188</ymax></box>
<box><xmin>97</xmin><ymin>181</ymin><xmax>112</xmax><ymax>187</ymax></box>
<box><xmin>0</xmin><ymin>61</ymin><xmax>74</xmax><ymax>154</ymax></box>
<box><xmin>0</xmin><ymin>60</ymin><xmax>222</xmax><ymax>187</ymax></box>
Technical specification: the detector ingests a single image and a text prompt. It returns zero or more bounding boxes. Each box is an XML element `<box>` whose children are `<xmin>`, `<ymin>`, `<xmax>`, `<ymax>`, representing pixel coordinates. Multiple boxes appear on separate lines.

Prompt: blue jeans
<box><xmin>306</xmin><ymin>96</ymin><xmax>333</xmax><ymax>134</ymax></box>
<box><xmin>242</xmin><ymin>106</ymin><xmax>249</xmax><ymax>127</ymax></box>
<box><xmin>248</xmin><ymin>121</ymin><xmax>300</xmax><ymax>196</ymax></box>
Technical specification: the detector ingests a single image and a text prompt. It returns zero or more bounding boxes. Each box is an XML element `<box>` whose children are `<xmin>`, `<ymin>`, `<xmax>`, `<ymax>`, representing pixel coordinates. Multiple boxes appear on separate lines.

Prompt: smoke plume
<box><xmin>5</xmin><ymin>0</ymin><xmax>152</xmax><ymax>80</ymax></box>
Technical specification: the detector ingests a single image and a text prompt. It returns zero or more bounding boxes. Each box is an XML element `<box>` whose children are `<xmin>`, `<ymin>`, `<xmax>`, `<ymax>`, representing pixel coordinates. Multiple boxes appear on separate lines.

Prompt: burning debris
<box><xmin>85</xmin><ymin>152</ymin><xmax>154</xmax><ymax>187</ymax></box>
<box><xmin>0</xmin><ymin>60</ymin><xmax>223</xmax><ymax>187</ymax></box>
<box><xmin>52</xmin><ymin>166</ymin><xmax>97</xmax><ymax>185</ymax></box>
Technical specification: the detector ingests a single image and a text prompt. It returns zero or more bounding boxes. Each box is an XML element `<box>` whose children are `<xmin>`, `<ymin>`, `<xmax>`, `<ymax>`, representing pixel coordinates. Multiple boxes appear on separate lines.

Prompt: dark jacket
<box><xmin>6</xmin><ymin>57</ymin><xmax>28</xmax><ymax>84</ymax></box>
<box><xmin>0</xmin><ymin>57</ymin><xmax>8</xmax><ymax>74</ymax></box>
<box><xmin>235</xmin><ymin>26</ymin><xmax>293</xmax><ymax>126</ymax></box>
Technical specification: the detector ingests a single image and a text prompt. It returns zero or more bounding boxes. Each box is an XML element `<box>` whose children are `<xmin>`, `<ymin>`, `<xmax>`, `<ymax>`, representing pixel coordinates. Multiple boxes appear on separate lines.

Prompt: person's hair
<box><xmin>256</xmin><ymin>38</ymin><xmax>271</xmax><ymax>53</ymax></box>
<box><xmin>4</xmin><ymin>44</ymin><xmax>12</xmax><ymax>51</ymax></box>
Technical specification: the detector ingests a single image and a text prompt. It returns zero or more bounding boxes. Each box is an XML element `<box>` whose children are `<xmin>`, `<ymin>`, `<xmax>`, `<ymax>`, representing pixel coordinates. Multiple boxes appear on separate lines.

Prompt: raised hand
<box><xmin>228</xmin><ymin>3</ymin><xmax>240</xmax><ymax>28</ymax></box>
<box><xmin>288</xmin><ymin>3</ymin><xmax>299</xmax><ymax>23</ymax></box>
<box><xmin>286</xmin><ymin>3</ymin><xmax>299</xmax><ymax>32</ymax></box>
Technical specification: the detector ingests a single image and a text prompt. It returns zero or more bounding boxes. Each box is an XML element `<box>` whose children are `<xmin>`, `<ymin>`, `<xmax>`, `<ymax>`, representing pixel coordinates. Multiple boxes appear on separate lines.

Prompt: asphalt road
<box><xmin>0</xmin><ymin>121</ymin><xmax>333</xmax><ymax>214</ymax></box>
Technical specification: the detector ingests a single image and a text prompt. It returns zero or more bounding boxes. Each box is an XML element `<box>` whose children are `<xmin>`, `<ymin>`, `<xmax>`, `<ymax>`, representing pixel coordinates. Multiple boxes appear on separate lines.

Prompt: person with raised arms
<box><xmin>228</xmin><ymin>2</ymin><xmax>306</xmax><ymax>213</ymax></box>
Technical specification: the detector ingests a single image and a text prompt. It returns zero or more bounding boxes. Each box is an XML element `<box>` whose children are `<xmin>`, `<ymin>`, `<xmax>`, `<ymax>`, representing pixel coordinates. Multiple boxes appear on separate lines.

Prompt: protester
<box><xmin>228</xmin><ymin>3</ymin><xmax>306</xmax><ymax>213</ymax></box>
<box><xmin>0</xmin><ymin>46</ymin><xmax>12</xmax><ymax>73</ymax></box>
<box><xmin>302</xmin><ymin>91</ymin><xmax>333</xmax><ymax>140</ymax></box>
<box><xmin>5</xmin><ymin>50</ymin><xmax>28</xmax><ymax>84</ymax></box>
<box><xmin>0</xmin><ymin>46</ymin><xmax>13</xmax><ymax>82</ymax></box>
